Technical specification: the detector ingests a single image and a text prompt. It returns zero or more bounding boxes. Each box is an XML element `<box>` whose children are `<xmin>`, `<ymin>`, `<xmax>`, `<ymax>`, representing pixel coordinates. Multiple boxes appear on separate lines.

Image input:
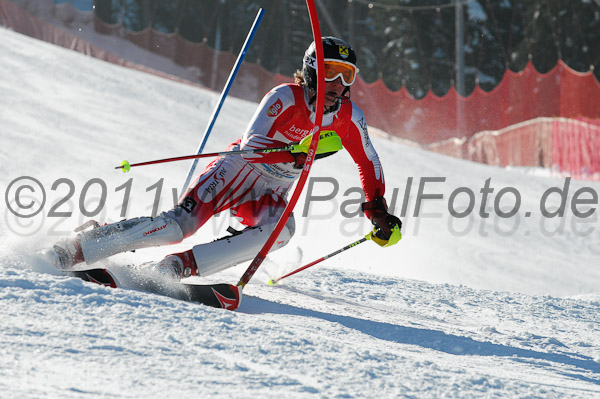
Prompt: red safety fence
<box><xmin>551</xmin><ymin>118</ymin><xmax>600</xmax><ymax>181</ymax></box>
<box><xmin>0</xmin><ymin>0</ymin><xmax>210</xmax><ymax>87</ymax></box>
<box><xmin>427</xmin><ymin>117</ymin><xmax>600</xmax><ymax>181</ymax></box>
<box><xmin>90</xmin><ymin>12</ymin><xmax>600</xmax><ymax>145</ymax></box>
<box><xmin>1</xmin><ymin>0</ymin><xmax>599</xmax><ymax>180</ymax></box>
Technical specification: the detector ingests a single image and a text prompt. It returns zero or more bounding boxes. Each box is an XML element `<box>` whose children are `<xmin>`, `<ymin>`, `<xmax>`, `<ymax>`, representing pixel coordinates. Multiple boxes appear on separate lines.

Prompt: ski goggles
<box><xmin>324</xmin><ymin>59</ymin><xmax>359</xmax><ymax>86</ymax></box>
<box><xmin>305</xmin><ymin>55</ymin><xmax>359</xmax><ymax>86</ymax></box>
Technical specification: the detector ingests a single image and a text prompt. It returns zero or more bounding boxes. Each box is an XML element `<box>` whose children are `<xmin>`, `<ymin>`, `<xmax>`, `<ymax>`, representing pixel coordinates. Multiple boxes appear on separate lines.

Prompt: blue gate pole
<box><xmin>180</xmin><ymin>8</ymin><xmax>265</xmax><ymax>199</ymax></box>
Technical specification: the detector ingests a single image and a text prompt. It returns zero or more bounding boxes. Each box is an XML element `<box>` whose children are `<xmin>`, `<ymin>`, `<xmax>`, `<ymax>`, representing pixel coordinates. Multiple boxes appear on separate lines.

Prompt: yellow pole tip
<box><xmin>121</xmin><ymin>160</ymin><xmax>131</xmax><ymax>173</ymax></box>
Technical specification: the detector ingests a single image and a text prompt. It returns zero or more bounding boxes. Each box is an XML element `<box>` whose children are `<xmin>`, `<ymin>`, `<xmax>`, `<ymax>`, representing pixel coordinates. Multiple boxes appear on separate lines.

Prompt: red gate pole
<box><xmin>237</xmin><ymin>0</ymin><xmax>324</xmax><ymax>288</ymax></box>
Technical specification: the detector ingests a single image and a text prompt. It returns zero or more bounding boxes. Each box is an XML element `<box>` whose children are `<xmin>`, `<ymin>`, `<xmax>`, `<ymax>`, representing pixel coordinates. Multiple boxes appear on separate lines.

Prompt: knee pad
<box><xmin>191</xmin><ymin>216</ymin><xmax>295</xmax><ymax>277</ymax></box>
<box><xmin>79</xmin><ymin>216</ymin><xmax>184</xmax><ymax>264</ymax></box>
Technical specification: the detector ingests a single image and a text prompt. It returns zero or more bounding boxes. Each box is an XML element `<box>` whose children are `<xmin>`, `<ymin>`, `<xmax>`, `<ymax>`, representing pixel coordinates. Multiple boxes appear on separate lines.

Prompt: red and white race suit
<box><xmin>74</xmin><ymin>83</ymin><xmax>387</xmax><ymax>275</ymax></box>
<box><xmin>163</xmin><ymin>83</ymin><xmax>385</xmax><ymax>240</ymax></box>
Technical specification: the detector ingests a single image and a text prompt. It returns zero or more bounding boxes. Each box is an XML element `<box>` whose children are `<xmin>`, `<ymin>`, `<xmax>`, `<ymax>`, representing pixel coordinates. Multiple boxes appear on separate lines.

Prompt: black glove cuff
<box><xmin>361</xmin><ymin>196</ymin><xmax>388</xmax><ymax>213</ymax></box>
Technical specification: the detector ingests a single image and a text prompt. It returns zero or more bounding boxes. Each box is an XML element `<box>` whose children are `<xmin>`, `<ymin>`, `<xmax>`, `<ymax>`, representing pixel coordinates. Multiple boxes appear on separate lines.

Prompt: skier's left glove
<box><xmin>290</xmin><ymin>130</ymin><xmax>343</xmax><ymax>169</ymax></box>
<box><xmin>292</xmin><ymin>152</ymin><xmax>307</xmax><ymax>169</ymax></box>
<box><xmin>361</xmin><ymin>196</ymin><xmax>402</xmax><ymax>247</ymax></box>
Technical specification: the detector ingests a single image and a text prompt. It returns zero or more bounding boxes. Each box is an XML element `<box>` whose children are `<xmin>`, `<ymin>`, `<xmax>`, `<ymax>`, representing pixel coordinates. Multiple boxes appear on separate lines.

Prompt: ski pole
<box><xmin>180</xmin><ymin>8</ymin><xmax>265</xmax><ymax>197</ymax></box>
<box><xmin>116</xmin><ymin>130</ymin><xmax>341</xmax><ymax>171</ymax></box>
<box><xmin>268</xmin><ymin>232</ymin><xmax>372</xmax><ymax>285</ymax></box>
<box><xmin>115</xmin><ymin>145</ymin><xmax>295</xmax><ymax>172</ymax></box>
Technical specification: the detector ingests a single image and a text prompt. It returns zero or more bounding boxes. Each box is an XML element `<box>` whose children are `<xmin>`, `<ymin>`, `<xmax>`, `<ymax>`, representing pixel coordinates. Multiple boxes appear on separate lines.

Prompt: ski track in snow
<box><xmin>1</xmin><ymin>27</ymin><xmax>600</xmax><ymax>398</ymax></box>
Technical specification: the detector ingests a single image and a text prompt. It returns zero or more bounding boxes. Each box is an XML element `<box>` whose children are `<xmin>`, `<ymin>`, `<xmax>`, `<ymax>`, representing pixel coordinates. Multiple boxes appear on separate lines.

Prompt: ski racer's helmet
<box><xmin>302</xmin><ymin>36</ymin><xmax>358</xmax><ymax>91</ymax></box>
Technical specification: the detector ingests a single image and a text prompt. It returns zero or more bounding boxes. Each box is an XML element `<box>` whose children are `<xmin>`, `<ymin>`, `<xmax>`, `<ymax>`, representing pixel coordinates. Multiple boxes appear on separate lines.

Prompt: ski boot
<box><xmin>145</xmin><ymin>250</ymin><xmax>198</xmax><ymax>281</ymax></box>
<box><xmin>50</xmin><ymin>217</ymin><xmax>184</xmax><ymax>269</ymax></box>
<box><xmin>48</xmin><ymin>220</ymin><xmax>99</xmax><ymax>269</ymax></box>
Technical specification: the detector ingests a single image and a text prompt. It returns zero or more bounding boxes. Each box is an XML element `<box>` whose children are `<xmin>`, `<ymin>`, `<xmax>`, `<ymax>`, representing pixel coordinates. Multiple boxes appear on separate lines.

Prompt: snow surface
<box><xmin>1</xmin><ymin>27</ymin><xmax>600</xmax><ymax>398</ymax></box>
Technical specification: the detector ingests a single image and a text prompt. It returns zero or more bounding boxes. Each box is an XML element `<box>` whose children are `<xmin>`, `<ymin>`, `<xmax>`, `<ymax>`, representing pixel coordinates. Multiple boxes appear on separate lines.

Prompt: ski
<box><xmin>66</xmin><ymin>268</ymin><xmax>241</xmax><ymax>310</ymax></box>
<box><xmin>68</xmin><ymin>269</ymin><xmax>118</xmax><ymax>288</ymax></box>
<box><xmin>181</xmin><ymin>283</ymin><xmax>241</xmax><ymax>310</ymax></box>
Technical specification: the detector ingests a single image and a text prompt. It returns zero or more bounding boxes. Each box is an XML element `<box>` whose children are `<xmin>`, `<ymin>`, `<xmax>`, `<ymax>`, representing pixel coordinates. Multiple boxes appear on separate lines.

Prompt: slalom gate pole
<box><xmin>237</xmin><ymin>0</ymin><xmax>324</xmax><ymax>289</ymax></box>
<box><xmin>115</xmin><ymin>145</ymin><xmax>294</xmax><ymax>171</ymax></box>
<box><xmin>269</xmin><ymin>234</ymin><xmax>371</xmax><ymax>285</ymax></box>
<box><xmin>179</xmin><ymin>8</ymin><xmax>265</xmax><ymax>198</ymax></box>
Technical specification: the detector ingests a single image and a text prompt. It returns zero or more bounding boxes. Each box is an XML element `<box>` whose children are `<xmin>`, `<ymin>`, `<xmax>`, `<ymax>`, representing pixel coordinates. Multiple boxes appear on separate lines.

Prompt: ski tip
<box><xmin>212</xmin><ymin>284</ymin><xmax>242</xmax><ymax>311</ymax></box>
<box><xmin>186</xmin><ymin>283</ymin><xmax>242</xmax><ymax>310</ymax></box>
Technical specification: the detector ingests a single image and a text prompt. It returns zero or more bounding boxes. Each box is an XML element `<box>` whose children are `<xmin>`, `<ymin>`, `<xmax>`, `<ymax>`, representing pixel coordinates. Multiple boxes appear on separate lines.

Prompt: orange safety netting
<box><xmin>351</xmin><ymin>61</ymin><xmax>600</xmax><ymax>145</ymax></box>
<box><xmin>427</xmin><ymin>117</ymin><xmax>600</xmax><ymax>181</ymax></box>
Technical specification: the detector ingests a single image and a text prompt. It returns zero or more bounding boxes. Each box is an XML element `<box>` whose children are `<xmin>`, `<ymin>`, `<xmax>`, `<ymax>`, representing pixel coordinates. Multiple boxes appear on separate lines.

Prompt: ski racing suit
<box><xmin>69</xmin><ymin>83</ymin><xmax>385</xmax><ymax>277</ymax></box>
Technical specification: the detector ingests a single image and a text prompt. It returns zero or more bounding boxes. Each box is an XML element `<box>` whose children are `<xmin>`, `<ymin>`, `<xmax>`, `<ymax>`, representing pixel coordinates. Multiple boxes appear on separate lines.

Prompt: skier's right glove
<box><xmin>361</xmin><ymin>196</ymin><xmax>402</xmax><ymax>247</ymax></box>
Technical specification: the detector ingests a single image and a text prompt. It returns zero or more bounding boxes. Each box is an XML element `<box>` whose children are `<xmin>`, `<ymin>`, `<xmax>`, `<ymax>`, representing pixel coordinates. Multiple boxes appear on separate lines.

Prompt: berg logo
<box><xmin>267</xmin><ymin>98</ymin><xmax>283</xmax><ymax>117</ymax></box>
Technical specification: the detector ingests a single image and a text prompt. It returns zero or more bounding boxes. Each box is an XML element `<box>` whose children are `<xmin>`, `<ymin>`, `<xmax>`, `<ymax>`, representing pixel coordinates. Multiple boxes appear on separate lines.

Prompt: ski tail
<box><xmin>68</xmin><ymin>269</ymin><xmax>118</xmax><ymax>288</ymax></box>
<box><xmin>66</xmin><ymin>267</ymin><xmax>241</xmax><ymax>310</ymax></box>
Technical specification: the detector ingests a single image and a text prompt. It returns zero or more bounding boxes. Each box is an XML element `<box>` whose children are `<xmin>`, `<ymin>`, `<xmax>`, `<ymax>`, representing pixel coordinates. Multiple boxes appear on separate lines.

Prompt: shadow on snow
<box><xmin>241</xmin><ymin>296</ymin><xmax>600</xmax><ymax>383</ymax></box>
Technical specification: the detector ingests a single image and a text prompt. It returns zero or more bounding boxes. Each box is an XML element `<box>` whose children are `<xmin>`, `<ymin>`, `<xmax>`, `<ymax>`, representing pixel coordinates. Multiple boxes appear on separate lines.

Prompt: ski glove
<box><xmin>290</xmin><ymin>130</ymin><xmax>343</xmax><ymax>169</ymax></box>
<box><xmin>292</xmin><ymin>152</ymin><xmax>307</xmax><ymax>169</ymax></box>
<box><xmin>361</xmin><ymin>196</ymin><xmax>402</xmax><ymax>243</ymax></box>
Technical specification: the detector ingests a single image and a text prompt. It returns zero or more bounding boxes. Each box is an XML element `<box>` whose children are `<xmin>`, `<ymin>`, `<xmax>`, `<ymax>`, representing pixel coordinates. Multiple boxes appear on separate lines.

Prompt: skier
<box><xmin>50</xmin><ymin>36</ymin><xmax>402</xmax><ymax>280</ymax></box>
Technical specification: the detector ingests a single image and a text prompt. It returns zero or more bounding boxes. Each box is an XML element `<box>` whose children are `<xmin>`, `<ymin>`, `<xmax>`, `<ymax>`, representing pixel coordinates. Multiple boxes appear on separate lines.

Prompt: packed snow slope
<box><xmin>1</xmin><ymin>27</ymin><xmax>600</xmax><ymax>398</ymax></box>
